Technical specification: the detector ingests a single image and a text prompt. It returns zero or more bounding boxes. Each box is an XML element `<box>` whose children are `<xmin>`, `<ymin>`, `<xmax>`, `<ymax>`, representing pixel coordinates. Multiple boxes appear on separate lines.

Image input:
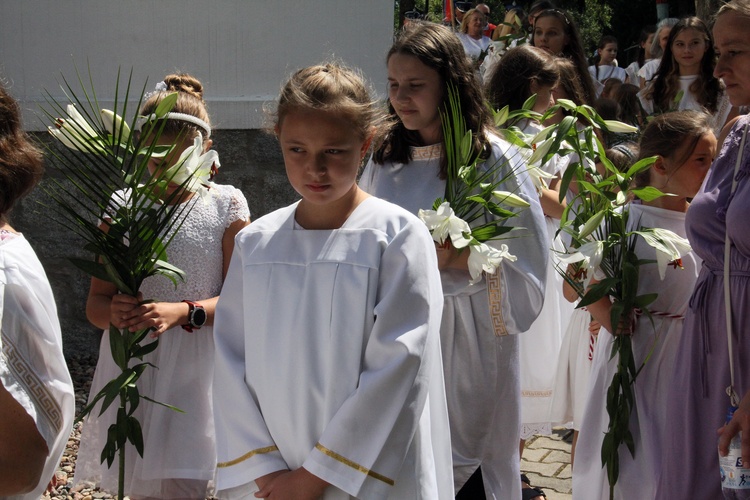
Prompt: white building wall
<box><xmin>0</xmin><ymin>0</ymin><xmax>393</xmax><ymax>130</ymax></box>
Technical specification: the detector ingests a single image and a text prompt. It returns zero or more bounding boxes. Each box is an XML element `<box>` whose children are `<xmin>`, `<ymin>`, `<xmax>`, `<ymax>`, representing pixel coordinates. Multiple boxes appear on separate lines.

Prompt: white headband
<box><xmin>138</xmin><ymin>112</ymin><xmax>212</xmax><ymax>138</ymax></box>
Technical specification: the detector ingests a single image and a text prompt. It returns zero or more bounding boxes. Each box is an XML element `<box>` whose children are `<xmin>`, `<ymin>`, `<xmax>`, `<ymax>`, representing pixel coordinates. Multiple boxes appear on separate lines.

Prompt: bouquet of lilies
<box><xmin>418</xmin><ymin>85</ymin><xmax>532</xmax><ymax>285</ymax></box>
<box><xmin>42</xmin><ymin>69</ymin><xmax>219</xmax><ymax>499</ymax></box>
<box><xmin>523</xmin><ymin>98</ymin><xmax>691</xmax><ymax>499</ymax></box>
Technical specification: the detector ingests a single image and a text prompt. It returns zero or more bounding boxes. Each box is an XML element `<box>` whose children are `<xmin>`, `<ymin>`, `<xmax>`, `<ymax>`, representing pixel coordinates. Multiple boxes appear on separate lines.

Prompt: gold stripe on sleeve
<box><xmin>314</xmin><ymin>443</ymin><xmax>395</xmax><ymax>486</ymax></box>
<box><xmin>217</xmin><ymin>446</ymin><xmax>279</xmax><ymax>468</ymax></box>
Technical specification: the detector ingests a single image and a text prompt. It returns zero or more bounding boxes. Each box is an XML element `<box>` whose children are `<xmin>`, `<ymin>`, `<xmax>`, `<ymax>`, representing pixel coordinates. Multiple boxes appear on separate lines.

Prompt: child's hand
<box><xmin>109</xmin><ymin>293</ymin><xmax>141</xmax><ymax>329</ymax></box>
<box><xmin>588</xmin><ymin>320</ymin><xmax>601</xmax><ymax>336</ymax></box>
<box><xmin>254</xmin><ymin>467</ymin><xmax>328</xmax><ymax>499</ymax></box>
<box><xmin>111</xmin><ymin>294</ymin><xmax>189</xmax><ymax>335</ymax></box>
<box><xmin>435</xmin><ymin>241</ymin><xmax>469</xmax><ymax>271</ymax></box>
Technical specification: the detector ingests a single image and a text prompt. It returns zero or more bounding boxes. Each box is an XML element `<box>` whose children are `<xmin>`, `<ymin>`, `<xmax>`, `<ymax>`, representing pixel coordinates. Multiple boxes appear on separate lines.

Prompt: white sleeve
<box><xmin>485</xmin><ymin>142</ymin><xmax>548</xmax><ymax>335</ymax></box>
<box><xmin>301</xmin><ymin>220</ymin><xmax>445</xmax><ymax>499</ymax></box>
<box><xmin>212</xmin><ymin>237</ymin><xmax>289</xmax><ymax>493</ymax></box>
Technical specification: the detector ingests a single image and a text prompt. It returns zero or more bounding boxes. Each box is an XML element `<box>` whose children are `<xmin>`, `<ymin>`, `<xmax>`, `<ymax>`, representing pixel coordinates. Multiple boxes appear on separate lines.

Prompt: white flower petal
<box><xmin>467</xmin><ymin>243</ymin><xmax>516</xmax><ymax>285</ymax></box>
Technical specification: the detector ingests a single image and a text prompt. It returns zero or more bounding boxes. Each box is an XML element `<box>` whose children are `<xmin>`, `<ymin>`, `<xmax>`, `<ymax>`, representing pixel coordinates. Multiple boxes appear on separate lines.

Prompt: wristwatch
<box><xmin>182</xmin><ymin>300</ymin><xmax>207</xmax><ymax>332</ymax></box>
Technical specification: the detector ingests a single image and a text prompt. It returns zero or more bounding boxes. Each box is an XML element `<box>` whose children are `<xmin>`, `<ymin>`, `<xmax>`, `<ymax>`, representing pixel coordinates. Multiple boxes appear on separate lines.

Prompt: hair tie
<box><xmin>143</xmin><ymin>81</ymin><xmax>169</xmax><ymax>102</ymax></box>
<box><xmin>136</xmin><ymin>112</ymin><xmax>211</xmax><ymax>138</ymax></box>
<box><xmin>611</xmin><ymin>143</ymin><xmax>636</xmax><ymax>164</ymax></box>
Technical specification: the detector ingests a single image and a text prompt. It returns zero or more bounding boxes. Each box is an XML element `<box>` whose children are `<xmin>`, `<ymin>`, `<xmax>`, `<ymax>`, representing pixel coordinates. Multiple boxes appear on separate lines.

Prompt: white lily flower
<box><xmin>525</xmin><ymin>164</ymin><xmax>556</xmax><ymax>195</ymax></box>
<box><xmin>467</xmin><ymin>242</ymin><xmax>517</xmax><ymax>285</ymax></box>
<box><xmin>48</xmin><ymin>104</ymin><xmax>105</xmax><ymax>153</ymax></box>
<box><xmin>492</xmin><ymin>190</ymin><xmax>530</xmax><ymax>208</ymax></box>
<box><xmin>557</xmin><ymin>240</ymin><xmax>605</xmax><ymax>271</ymax></box>
<box><xmin>163</xmin><ymin>133</ymin><xmax>220</xmax><ymax>202</ymax></box>
<box><xmin>603</xmin><ymin>120</ymin><xmax>638</xmax><ymax>134</ymax></box>
<box><xmin>101</xmin><ymin>109</ymin><xmax>131</xmax><ymax>142</ymax></box>
<box><xmin>418</xmin><ymin>201</ymin><xmax>472</xmax><ymax>248</ymax></box>
<box><xmin>578</xmin><ymin>210</ymin><xmax>606</xmax><ymax>240</ymax></box>
<box><xmin>637</xmin><ymin>228</ymin><xmax>692</xmax><ymax>279</ymax></box>
<box><xmin>527</xmin><ymin>136</ymin><xmax>556</xmax><ymax>166</ymax></box>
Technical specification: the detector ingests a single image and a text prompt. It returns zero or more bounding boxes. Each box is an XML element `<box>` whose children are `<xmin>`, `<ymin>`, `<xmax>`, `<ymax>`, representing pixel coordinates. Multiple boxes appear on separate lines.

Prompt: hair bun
<box><xmin>163</xmin><ymin>73</ymin><xmax>204</xmax><ymax>101</ymax></box>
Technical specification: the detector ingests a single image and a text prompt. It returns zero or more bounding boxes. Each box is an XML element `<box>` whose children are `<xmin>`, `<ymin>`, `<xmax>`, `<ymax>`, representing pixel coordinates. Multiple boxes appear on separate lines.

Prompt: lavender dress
<box><xmin>657</xmin><ymin>115</ymin><xmax>750</xmax><ymax>498</ymax></box>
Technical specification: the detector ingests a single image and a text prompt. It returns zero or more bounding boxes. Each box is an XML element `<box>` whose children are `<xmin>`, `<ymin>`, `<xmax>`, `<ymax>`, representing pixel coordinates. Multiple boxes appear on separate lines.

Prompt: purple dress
<box><xmin>657</xmin><ymin>115</ymin><xmax>750</xmax><ymax>498</ymax></box>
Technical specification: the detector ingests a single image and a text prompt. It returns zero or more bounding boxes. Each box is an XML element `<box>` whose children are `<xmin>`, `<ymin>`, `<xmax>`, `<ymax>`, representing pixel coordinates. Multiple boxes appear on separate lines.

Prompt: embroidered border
<box><xmin>486</xmin><ymin>268</ymin><xmax>508</xmax><ymax>336</ymax></box>
<box><xmin>2</xmin><ymin>332</ymin><xmax>64</xmax><ymax>433</ymax></box>
<box><xmin>410</xmin><ymin>144</ymin><xmax>443</xmax><ymax>161</ymax></box>
<box><xmin>217</xmin><ymin>445</ymin><xmax>279</xmax><ymax>468</ymax></box>
<box><xmin>315</xmin><ymin>443</ymin><xmax>394</xmax><ymax>486</ymax></box>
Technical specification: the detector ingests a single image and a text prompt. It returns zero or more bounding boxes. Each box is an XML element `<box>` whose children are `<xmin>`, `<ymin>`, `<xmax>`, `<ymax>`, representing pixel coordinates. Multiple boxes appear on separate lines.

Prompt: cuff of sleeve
<box><xmin>303</xmin><ymin>443</ymin><xmax>394</xmax><ymax>499</ymax></box>
<box><xmin>215</xmin><ymin>446</ymin><xmax>288</xmax><ymax>491</ymax></box>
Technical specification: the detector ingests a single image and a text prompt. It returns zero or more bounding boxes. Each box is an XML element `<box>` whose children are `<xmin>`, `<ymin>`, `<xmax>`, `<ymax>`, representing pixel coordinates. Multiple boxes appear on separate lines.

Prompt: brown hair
<box><xmin>0</xmin><ymin>85</ymin><xmax>44</xmax><ymax>219</ymax></box>
<box><xmin>486</xmin><ymin>45</ymin><xmax>559</xmax><ymax>112</ymax></box>
<box><xmin>272</xmin><ymin>62</ymin><xmax>386</xmax><ymax>143</ymax></box>
<box><xmin>374</xmin><ymin>22</ymin><xmax>492</xmax><ymax>178</ymax></box>
<box><xmin>140</xmin><ymin>73</ymin><xmax>211</xmax><ymax>141</ymax></box>
<box><xmin>644</xmin><ymin>17</ymin><xmax>721</xmax><ymax>114</ymax></box>
<box><xmin>634</xmin><ymin>110</ymin><xmax>712</xmax><ymax>188</ymax></box>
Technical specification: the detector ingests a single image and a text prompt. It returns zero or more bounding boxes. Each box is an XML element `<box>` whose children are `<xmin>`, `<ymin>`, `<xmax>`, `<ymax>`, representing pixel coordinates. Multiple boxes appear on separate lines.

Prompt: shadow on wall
<box><xmin>15</xmin><ymin>129</ymin><xmax>294</xmax><ymax>358</ymax></box>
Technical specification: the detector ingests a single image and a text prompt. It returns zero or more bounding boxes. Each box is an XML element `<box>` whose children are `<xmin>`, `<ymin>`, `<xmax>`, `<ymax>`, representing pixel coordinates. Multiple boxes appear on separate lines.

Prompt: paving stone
<box><xmin>558</xmin><ymin>463</ymin><xmax>573</xmax><ymax>479</ymax></box>
<box><xmin>543</xmin><ymin>450</ymin><xmax>572</xmax><ymax>464</ymax></box>
<box><xmin>521</xmin><ymin>447</ymin><xmax>550</xmax><ymax>462</ymax></box>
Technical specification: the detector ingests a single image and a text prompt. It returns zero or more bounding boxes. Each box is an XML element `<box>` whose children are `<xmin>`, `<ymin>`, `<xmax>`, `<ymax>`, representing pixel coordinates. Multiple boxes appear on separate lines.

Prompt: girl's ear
<box><xmin>652</xmin><ymin>155</ymin><xmax>669</xmax><ymax>176</ymax></box>
<box><xmin>529</xmin><ymin>78</ymin><xmax>540</xmax><ymax>94</ymax></box>
<box><xmin>360</xmin><ymin>132</ymin><xmax>374</xmax><ymax>159</ymax></box>
<box><xmin>203</xmin><ymin>138</ymin><xmax>213</xmax><ymax>153</ymax></box>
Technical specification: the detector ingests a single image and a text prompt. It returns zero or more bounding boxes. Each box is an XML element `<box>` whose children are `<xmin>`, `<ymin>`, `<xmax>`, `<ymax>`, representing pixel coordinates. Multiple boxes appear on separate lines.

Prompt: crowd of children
<box><xmin>3</xmin><ymin>1</ymin><xmax>750</xmax><ymax>499</ymax></box>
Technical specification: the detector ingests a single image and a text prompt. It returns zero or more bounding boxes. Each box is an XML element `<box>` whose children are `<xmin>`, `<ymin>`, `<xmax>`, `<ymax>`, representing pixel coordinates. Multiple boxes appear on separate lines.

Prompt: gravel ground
<box><xmin>42</xmin><ymin>354</ymin><xmax>115</xmax><ymax>500</ymax></box>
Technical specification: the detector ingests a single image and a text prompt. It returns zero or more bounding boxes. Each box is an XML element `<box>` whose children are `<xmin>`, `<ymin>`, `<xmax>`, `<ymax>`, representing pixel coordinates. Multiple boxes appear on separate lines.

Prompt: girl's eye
<box><xmin>326</xmin><ymin>149</ymin><xmax>344</xmax><ymax>155</ymax></box>
<box><xmin>290</xmin><ymin>147</ymin><xmax>304</xmax><ymax>153</ymax></box>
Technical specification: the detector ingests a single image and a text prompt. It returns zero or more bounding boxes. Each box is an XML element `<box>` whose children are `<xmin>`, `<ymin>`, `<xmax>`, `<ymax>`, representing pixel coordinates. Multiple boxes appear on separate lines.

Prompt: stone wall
<box><xmin>14</xmin><ymin>129</ymin><xmax>295</xmax><ymax>357</ymax></box>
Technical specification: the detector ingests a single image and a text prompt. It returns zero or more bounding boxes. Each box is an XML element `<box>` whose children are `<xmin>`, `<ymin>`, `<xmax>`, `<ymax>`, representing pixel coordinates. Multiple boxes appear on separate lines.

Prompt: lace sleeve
<box><xmin>226</xmin><ymin>186</ymin><xmax>251</xmax><ymax>227</ymax></box>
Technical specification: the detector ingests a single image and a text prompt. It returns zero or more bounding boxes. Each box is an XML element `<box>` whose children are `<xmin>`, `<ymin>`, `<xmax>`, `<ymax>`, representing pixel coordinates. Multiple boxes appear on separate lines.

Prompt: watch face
<box><xmin>192</xmin><ymin>306</ymin><xmax>207</xmax><ymax>327</ymax></box>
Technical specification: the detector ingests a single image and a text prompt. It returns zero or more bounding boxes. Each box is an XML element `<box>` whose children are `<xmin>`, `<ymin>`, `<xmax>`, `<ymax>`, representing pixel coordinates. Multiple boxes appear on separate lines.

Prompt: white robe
<box><xmin>638</xmin><ymin>75</ymin><xmax>734</xmax><ymax>136</ymax></box>
<box><xmin>0</xmin><ymin>234</ymin><xmax>75</xmax><ymax>500</ymax></box>
<box><xmin>359</xmin><ymin>134</ymin><xmax>547</xmax><ymax>497</ymax></box>
<box><xmin>572</xmin><ymin>203</ymin><xmax>701</xmax><ymax>499</ymax></box>
<box><xmin>212</xmin><ymin>197</ymin><xmax>453</xmax><ymax>499</ymax></box>
<box><xmin>518</xmin><ymin>121</ymin><xmax>575</xmax><ymax>439</ymax></box>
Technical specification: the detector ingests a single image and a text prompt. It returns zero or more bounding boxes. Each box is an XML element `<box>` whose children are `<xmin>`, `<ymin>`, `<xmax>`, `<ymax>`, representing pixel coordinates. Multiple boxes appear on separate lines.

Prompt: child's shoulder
<box><xmin>349</xmin><ymin>196</ymin><xmax>431</xmax><ymax>238</ymax></box>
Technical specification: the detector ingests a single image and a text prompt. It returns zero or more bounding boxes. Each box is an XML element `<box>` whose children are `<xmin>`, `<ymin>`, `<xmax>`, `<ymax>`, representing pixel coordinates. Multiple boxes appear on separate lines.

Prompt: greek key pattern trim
<box><xmin>2</xmin><ymin>331</ymin><xmax>64</xmax><ymax>433</ymax></box>
<box><xmin>486</xmin><ymin>269</ymin><xmax>508</xmax><ymax>336</ymax></box>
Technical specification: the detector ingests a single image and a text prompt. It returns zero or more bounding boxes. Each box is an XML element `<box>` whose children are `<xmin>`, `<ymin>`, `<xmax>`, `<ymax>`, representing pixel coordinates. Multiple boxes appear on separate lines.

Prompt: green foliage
<box><xmin>566</xmin><ymin>0</ymin><xmax>613</xmax><ymax>55</ymax></box>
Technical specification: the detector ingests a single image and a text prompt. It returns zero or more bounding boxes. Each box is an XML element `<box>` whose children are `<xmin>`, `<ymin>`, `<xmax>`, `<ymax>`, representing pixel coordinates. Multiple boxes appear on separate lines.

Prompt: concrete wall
<box><xmin>1</xmin><ymin>1</ymin><xmax>394</xmax><ymax>357</ymax></box>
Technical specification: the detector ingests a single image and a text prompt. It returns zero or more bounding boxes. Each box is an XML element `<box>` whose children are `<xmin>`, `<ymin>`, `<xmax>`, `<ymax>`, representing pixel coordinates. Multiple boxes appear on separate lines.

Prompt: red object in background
<box><xmin>444</xmin><ymin>0</ymin><xmax>454</xmax><ymax>21</ymax></box>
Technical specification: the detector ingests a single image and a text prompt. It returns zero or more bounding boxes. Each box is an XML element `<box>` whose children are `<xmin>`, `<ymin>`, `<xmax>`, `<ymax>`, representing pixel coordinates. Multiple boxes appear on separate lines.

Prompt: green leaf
<box><xmin>631</xmin><ymin>186</ymin><xmax>672</xmax><ymax>202</ymax></box>
<box><xmin>108</xmin><ymin>326</ymin><xmax>128</xmax><ymax>371</ymax></box>
<box><xmin>128</xmin><ymin>416</ymin><xmax>145</xmax><ymax>456</ymax></box>
<box><xmin>153</xmin><ymin>91</ymin><xmax>178</xmax><ymax>117</ymax></box>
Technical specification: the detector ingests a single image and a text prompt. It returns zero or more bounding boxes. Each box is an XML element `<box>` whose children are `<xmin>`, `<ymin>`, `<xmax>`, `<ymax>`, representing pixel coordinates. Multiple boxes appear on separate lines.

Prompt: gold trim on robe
<box><xmin>486</xmin><ymin>268</ymin><xmax>508</xmax><ymax>336</ymax></box>
<box><xmin>315</xmin><ymin>443</ymin><xmax>395</xmax><ymax>486</ymax></box>
<box><xmin>217</xmin><ymin>445</ymin><xmax>279</xmax><ymax>468</ymax></box>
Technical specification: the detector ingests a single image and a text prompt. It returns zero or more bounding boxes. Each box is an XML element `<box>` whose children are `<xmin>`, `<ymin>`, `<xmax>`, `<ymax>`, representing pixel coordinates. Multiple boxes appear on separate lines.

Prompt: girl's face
<box><xmin>387</xmin><ymin>53</ymin><xmax>445</xmax><ymax>145</ymax></box>
<box><xmin>598</xmin><ymin>43</ymin><xmax>618</xmax><ymax>65</ymax></box>
<box><xmin>660</xmin><ymin>132</ymin><xmax>717</xmax><ymax>198</ymax></box>
<box><xmin>671</xmin><ymin>28</ymin><xmax>707</xmax><ymax>75</ymax></box>
<box><xmin>533</xmin><ymin>16</ymin><xmax>568</xmax><ymax>56</ymax></box>
<box><xmin>530</xmin><ymin>80</ymin><xmax>556</xmax><ymax>113</ymax></box>
<box><xmin>147</xmin><ymin>133</ymin><xmax>206</xmax><ymax>198</ymax></box>
<box><xmin>658</xmin><ymin>27</ymin><xmax>672</xmax><ymax>52</ymax></box>
<box><xmin>278</xmin><ymin>109</ymin><xmax>368</xmax><ymax>210</ymax></box>
<box><xmin>713</xmin><ymin>11</ymin><xmax>750</xmax><ymax>107</ymax></box>
<box><xmin>643</xmin><ymin>32</ymin><xmax>656</xmax><ymax>59</ymax></box>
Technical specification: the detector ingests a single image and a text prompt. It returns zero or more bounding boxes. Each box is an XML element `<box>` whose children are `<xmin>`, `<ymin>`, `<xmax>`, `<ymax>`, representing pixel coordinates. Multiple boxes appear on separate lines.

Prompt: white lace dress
<box><xmin>74</xmin><ymin>184</ymin><xmax>250</xmax><ymax>499</ymax></box>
